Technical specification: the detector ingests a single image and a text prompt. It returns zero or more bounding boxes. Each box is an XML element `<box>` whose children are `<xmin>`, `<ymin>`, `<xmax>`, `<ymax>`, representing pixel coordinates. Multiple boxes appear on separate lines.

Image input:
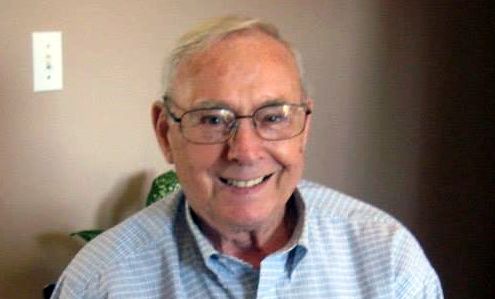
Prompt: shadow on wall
<box><xmin>95</xmin><ymin>171</ymin><xmax>151</xmax><ymax>229</ymax></box>
<box><xmin>1</xmin><ymin>234</ymin><xmax>80</xmax><ymax>299</ymax></box>
<box><xmin>1</xmin><ymin>171</ymin><xmax>155</xmax><ymax>299</ymax></box>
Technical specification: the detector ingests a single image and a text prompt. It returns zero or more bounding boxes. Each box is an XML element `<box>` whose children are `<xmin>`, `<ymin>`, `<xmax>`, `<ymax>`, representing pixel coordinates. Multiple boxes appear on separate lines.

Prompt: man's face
<box><xmin>154</xmin><ymin>31</ymin><xmax>311</xmax><ymax>232</ymax></box>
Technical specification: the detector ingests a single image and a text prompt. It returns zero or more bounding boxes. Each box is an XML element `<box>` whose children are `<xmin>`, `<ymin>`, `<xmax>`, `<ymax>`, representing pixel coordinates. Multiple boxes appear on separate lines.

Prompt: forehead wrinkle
<box><xmin>192</xmin><ymin>99</ymin><xmax>231</xmax><ymax>109</ymax></box>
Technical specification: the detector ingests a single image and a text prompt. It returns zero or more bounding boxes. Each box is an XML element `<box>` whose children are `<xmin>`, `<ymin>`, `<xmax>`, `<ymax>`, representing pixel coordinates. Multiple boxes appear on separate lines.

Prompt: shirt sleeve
<box><xmin>392</xmin><ymin>228</ymin><xmax>444</xmax><ymax>299</ymax></box>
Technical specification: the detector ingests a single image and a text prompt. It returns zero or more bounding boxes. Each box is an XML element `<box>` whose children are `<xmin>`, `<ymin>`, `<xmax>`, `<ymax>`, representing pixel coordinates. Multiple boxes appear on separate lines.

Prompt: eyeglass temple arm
<box><xmin>162</xmin><ymin>95</ymin><xmax>181</xmax><ymax>123</ymax></box>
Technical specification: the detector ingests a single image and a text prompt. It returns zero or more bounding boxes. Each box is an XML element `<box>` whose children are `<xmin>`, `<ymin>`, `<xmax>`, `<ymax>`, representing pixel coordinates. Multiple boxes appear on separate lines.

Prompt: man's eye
<box><xmin>199</xmin><ymin>115</ymin><xmax>224</xmax><ymax>126</ymax></box>
<box><xmin>262</xmin><ymin>113</ymin><xmax>288</xmax><ymax>124</ymax></box>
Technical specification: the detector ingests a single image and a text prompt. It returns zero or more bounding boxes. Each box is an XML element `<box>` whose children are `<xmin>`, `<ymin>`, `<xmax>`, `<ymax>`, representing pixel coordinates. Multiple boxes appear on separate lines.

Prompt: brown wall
<box><xmin>1</xmin><ymin>1</ymin><xmax>491</xmax><ymax>298</ymax></box>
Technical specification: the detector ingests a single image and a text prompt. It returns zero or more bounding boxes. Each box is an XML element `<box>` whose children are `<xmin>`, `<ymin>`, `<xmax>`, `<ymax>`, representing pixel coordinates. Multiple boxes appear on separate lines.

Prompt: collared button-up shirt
<box><xmin>51</xmin><ymin>180</ymin><xmax>443</xmax><ymax>298</ymax></box>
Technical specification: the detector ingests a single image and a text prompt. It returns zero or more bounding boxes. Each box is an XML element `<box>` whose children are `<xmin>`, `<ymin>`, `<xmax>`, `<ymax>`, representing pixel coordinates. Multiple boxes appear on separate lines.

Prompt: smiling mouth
<box><xmin>219</xmin><ymin>174</ymin><xmax>273</xmax><ymax>188</ymax></box>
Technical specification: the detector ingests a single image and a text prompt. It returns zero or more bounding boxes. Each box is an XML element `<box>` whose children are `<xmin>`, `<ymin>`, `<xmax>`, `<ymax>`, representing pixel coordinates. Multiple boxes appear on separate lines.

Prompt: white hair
<box><xmin>164</xmin><ymin>15</ymin><xmax>306</xmax><ymax>99</ymax></box>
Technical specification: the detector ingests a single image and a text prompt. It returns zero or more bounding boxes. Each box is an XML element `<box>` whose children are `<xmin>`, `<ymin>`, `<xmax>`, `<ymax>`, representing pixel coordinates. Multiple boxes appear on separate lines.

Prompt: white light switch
<box><xmin>32</xmin><ymin>31</ymin><xmax>63</xmax><ymax>92</ymax></box>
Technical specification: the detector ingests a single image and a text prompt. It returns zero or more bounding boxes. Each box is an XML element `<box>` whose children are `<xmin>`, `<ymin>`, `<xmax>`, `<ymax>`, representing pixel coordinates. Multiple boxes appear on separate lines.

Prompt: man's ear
<box><xmin>151</xmin><ymin>101</ymin><xmax>174</xmax><ymax>164</ymax></box>
<box><xmin>301</xmin><ymin>97</ymin><xmax>314</xmax><ymax>149</ymax></box>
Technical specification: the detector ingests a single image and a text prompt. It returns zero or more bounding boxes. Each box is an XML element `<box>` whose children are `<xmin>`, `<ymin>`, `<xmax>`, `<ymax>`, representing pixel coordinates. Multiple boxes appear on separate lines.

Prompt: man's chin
<box><xmin>218</xmin><ymin>207</ymin><xmax>283</xmax><ymax>232</ymax></box>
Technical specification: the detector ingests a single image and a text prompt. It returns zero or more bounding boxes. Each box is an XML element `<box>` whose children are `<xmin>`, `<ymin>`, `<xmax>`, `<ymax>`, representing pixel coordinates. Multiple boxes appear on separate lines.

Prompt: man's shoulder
<box><xmin>296</xmin><ymin>180</ymin><xmax>412</xmax><ymax>252</ymax></box>
<box><xmin>87</xmin><ymin>192</ymin><xmax>182</xmax><ymax>256</ymax></box>
<box><xmin>59</xmin><ymin>192</ymin><xmax>183</xmax><ymax>289</ymax></box>
<box><xmin>294</xmin><ymin>181</ymin><xmax>443</xmax><ymax>297</ymax></box>
<box><xmin>297</xmin><ymin>179</ymin><xmax>423</xmax><ymax>266</ymax></box>
<box><xmin>298</xmin><ymin>180</ymin><xmax>397</xmax><ymax>224</ymax></box>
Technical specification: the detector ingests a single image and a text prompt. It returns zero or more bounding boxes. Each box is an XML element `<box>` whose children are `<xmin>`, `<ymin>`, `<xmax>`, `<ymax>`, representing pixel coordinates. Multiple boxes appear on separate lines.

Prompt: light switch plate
<box><xmin>32</xmin><ymin>31</ymin><xmax>63</xmax><ymax>92</ymax></box>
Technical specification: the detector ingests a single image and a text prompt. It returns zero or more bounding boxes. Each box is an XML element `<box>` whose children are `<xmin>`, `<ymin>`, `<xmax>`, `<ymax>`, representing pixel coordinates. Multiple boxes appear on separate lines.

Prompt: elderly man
<box><xmin>52</xmin><ymin>16</ymin><xmax>443</xmax><ymax>298</ymax></box>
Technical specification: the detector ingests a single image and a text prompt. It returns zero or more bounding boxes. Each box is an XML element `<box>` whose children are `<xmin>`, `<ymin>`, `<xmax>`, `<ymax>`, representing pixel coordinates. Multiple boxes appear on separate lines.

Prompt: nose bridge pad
<box><xmin>227</xmin><ymin>121</ymin><xmax>239</xmax><ymax>142</ymax></box>
<box><xmin>227</xmin><ymin>116</ymin><xmax>257</xmax><ymax>144</ymax></box>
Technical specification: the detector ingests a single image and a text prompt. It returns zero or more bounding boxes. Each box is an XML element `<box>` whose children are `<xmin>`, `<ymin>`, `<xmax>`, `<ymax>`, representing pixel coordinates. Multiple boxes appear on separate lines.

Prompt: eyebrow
<box><xmin>190</xmin><ymin>98</ymin><xmax>291</xmax><ymax>111</ymax></box>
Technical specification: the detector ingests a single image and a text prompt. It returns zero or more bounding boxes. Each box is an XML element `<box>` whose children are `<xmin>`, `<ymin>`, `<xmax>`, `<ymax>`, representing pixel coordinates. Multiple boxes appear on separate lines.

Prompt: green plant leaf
<box><xmin>70</xmin><ymin>229</ymin><xmax>104</xmax><ymax>242</ymax></box>
<box><xmin>145</xmin><ymin>170</ymin><xmax>180</xmax><ymax>207</ymax></box>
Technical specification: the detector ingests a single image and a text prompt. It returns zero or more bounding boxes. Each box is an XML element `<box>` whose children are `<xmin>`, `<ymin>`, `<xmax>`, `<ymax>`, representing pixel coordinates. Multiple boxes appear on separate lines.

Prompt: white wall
<box><xmin>0</xmin><ymin>1</ymin><xmax>426</xmax><ymax>297</ymax></box>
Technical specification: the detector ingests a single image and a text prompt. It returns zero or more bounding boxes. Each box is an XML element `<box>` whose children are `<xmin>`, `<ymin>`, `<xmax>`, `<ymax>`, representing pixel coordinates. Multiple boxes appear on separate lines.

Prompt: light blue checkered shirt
<box><xmin>51</xmin><ymin>180</ymin><xmax>443</xmax><ymax>298</ymax></box>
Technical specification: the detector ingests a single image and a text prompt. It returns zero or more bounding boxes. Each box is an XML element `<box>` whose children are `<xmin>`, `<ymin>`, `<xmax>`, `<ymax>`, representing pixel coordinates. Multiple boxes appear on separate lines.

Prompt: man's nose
<box><xmin>226</xmin><ymin>119</ymin><xmax>264</xmax><ymax>163</ymax></box>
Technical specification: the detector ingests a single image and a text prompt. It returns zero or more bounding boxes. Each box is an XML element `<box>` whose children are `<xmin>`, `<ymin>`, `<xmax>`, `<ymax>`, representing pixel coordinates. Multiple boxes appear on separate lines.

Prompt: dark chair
<box><xmin>43</xmin><ymin>283</ymin><xmax>55</xmax><ymax>299</ymax></box>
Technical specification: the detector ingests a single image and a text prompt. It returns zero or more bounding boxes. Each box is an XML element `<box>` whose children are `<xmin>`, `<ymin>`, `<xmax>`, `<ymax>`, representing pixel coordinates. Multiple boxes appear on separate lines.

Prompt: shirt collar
<box><xmin>291</xmin><ymin>188</ymin><xmax>310</xmax><ymax>250</ymax></box>
<box><xmin>286</xmin><ymin>189</ymin><xmax>309</xmax><ymax>276</ymax></box>
<box><xmin>184</xmin><ymin>188</ymin><xmax>309</xmax><ymax>273</ymax></box>
<box><xmin>184</xmin><ymin>199</ymin><xmax>219</xmax><ymax>263</ymax></box>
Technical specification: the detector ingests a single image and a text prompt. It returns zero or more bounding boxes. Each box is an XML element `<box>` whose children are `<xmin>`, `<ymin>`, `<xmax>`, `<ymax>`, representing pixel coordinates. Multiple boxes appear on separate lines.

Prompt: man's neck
<box><xmin>191</xmin><ymin>199</ymin><xmax>298</xmax><ymax>268</ymax></box>
<box><xmin>217</xmin><ymin>215</ymin><xmax>294</xmax><ymax>268</ymax></box>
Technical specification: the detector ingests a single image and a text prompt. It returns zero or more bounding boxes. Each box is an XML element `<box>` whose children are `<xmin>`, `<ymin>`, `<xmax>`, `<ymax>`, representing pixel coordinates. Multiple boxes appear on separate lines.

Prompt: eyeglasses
<box><xmin>163</xmin><ymin>97</ymin><xmax>312</xmax><ymax>144</ymax></box>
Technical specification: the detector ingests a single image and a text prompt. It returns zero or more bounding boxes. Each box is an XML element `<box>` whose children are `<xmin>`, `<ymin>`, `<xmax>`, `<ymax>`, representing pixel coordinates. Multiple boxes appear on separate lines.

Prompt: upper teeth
<box><xmin>226</xmin><ymin>176</ymin><xmax>265</xmax><ymax>188</ymax></box>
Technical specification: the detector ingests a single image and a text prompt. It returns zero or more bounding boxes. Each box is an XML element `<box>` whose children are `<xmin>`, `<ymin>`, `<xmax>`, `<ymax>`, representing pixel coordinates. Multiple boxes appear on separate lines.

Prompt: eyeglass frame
<box><xmin>162</xmin><ymin>95</ymin><xmax>312</xmax><ymax>144</ymax></box>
